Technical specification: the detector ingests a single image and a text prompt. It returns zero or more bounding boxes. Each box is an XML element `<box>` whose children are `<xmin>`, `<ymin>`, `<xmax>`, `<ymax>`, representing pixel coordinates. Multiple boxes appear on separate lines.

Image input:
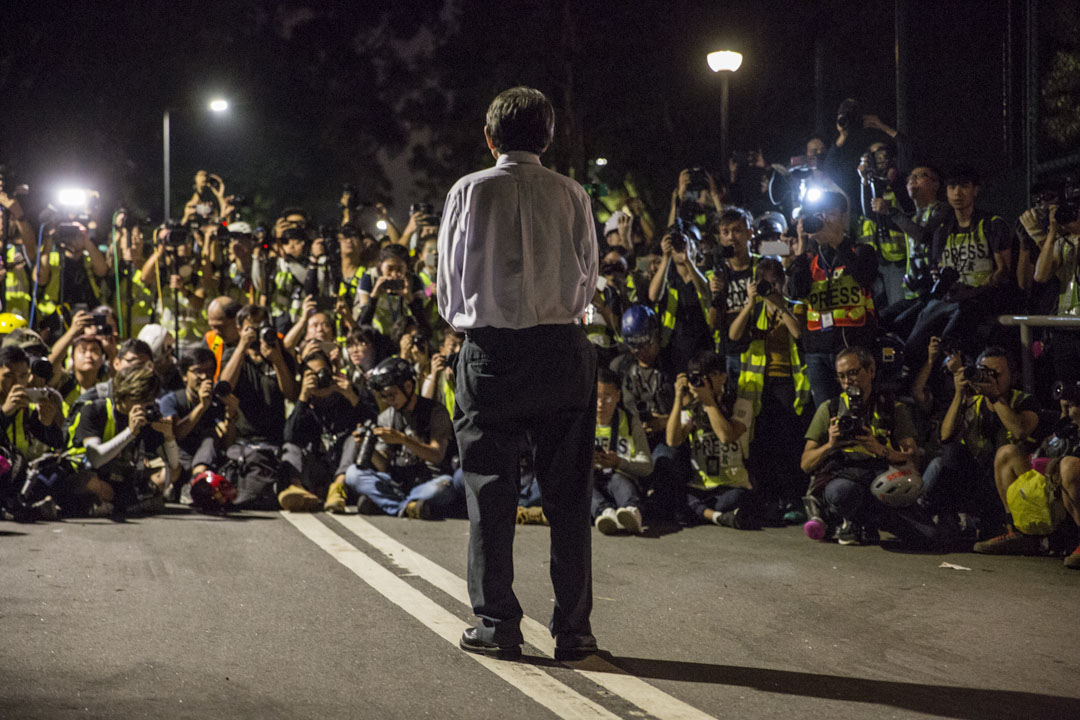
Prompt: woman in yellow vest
<box><xmin>729</xmin><ymin>257</ymin><xmax>813</xmax><ymax>523</ymax></box>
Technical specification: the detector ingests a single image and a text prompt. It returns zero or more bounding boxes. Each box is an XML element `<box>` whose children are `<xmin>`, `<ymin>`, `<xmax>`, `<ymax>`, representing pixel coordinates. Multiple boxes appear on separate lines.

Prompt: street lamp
<box><xmin>707</xmin><ymin>50</ymin><xmax>743</xmax><ymax>173</ymax></box>
<box><xmin>163</xmin><ymin>98</ymin><xmax>229</xmax><ymax>221</ymax></box>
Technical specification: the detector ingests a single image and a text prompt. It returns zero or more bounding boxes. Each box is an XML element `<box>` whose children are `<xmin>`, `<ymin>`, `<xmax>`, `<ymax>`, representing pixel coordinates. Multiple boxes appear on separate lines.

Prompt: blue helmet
<box><xmin>621</xmin><ymin>305</ymin><xmax>659</xmax><ymax>345</ymax></box>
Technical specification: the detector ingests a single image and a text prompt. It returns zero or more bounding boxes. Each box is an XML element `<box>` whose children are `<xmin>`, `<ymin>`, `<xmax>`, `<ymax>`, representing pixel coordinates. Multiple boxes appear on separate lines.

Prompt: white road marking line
<box><xmin>281</xmin><ymin>512</ymin><xmax>621</xmax><ymax>720</ymax></box>
<box><xmin>332</xmin><ymin>513</ymin><xmax>717</xmax><ymax>720</ymax></box>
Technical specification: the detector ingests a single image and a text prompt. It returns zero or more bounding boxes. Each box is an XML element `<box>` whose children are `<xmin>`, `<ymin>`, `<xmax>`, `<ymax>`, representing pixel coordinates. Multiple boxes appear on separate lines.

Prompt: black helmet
<box><xmin>369</xmin><ymin>356</ymin><xmax>416</xmax><ymax>392</ymax></box>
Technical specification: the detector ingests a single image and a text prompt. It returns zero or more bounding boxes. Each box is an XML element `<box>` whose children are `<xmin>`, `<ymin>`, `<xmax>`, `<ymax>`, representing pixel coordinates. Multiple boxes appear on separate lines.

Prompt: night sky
<box><xmin>0</xmin><ymin>0</ymin><xmax>1068</xmax><ymax>228</ymax></box>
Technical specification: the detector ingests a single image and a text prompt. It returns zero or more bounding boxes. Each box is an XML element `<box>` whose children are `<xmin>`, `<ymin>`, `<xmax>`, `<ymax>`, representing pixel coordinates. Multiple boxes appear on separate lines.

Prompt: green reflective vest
<box><xmin>736</xmin><ymin>301</ymin><xmax>812</xmax><ymax>428</ymax></box>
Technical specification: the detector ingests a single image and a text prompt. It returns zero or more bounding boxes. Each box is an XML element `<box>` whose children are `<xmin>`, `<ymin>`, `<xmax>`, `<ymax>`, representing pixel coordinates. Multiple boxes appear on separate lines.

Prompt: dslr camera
<box><xmin>835</xmin><ymin>386</ymin><xmax>866</xmax><ymax>443</ymax></box>
<box><xmin>962</xmin><ymin>365</ymin><xmax>996</xmax><ymax>385</ymax></box>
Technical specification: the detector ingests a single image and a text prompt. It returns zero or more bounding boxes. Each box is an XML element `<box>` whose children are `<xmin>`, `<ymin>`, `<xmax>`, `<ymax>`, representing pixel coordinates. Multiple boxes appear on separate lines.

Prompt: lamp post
<box><xmin>163</xmin><ymin>99</ymin><xmax>229</xmax><ymax>221</ymax></box>
<box><xmin>707</xmin><ymin>50</ymin><xmax>743</xmax><ymax>173</ymax></box>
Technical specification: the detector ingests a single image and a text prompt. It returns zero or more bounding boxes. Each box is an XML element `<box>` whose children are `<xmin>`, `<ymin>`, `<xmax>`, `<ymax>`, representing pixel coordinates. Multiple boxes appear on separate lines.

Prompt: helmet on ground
<box><xmin>871</xmin><ymin>465</ymin><xmax>923</xmax><ymax>507</ymax></box>
<box><xmin>621</xmin><ymin>305</ymin><xmax>659</xmax><ymax>346</ymax></box>
<box><xmin>190</xmin><ymin>471</ymin><xmax>237</xmax><ymax>513</ymax></box>
<box><xmin>368</xmin><ymin>356</ymin><xmax>416</xmax><ymax>392</ymax></box>
<box><xmin>0</xmin><ymin>313</ymin><xmax>28</xmax><ymax>335</ymax></box>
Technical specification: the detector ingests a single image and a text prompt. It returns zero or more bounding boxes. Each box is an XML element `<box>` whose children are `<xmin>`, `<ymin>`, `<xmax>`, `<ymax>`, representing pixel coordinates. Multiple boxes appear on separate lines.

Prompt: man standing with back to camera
<box><xmin>438</xmin><ymin>86</ymin><xmax>599</xmax><ymax>661</ymax></box>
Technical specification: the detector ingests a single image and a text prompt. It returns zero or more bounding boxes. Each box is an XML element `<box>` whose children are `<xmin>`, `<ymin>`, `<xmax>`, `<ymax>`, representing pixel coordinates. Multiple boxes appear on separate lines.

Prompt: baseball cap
<box><xmin>2</xmin><ymin>327</ymin><xmax>49</xmax><ymax>356</ymax></box>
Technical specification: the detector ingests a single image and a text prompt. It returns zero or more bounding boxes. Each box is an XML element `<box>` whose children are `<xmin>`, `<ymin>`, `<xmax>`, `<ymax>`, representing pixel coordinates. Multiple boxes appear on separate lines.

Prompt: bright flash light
<box><xmin>376</xmin><ymin>220</ymin><xmax>388</xmax><ymax>231</ymax></box>
<box><xmin>707</xmin><ymin>51</ymin><xmax>743</xmax><ymax>73</ymax></box>
<box><xmin>209</xmin><ymin>99</ymin><xmax>229</xmax><ymax>112</ymax></box>
<box><xmin>57</xmin><ymin>188</ymin><xmax>88</xmax><ymax>207</ymax></box>
<box><xmin>805</xmin><ymin>187</ymin><xmax>824</xmax><ymax>204</ymax></box>
<box><xmin>594</xmin><ymin>157</ymin><xmax>608</xmax><ymax>167</ymax></box>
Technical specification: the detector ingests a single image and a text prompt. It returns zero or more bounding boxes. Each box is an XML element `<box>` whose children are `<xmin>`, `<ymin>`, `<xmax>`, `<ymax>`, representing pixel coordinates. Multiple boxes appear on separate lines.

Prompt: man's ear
<box><xmin>483</xmin><ymin>126</ymin><xmax>498</xmax><ymax>158</ymax></box>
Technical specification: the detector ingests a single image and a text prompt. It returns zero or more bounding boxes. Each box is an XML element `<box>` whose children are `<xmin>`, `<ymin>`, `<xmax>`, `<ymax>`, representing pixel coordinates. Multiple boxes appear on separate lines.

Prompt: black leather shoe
<box><xmin>554</xmin><ymin>643</ymin><xmax>599</xmax><ymax>662</ymax></box>
<box><xmin>459</xmin><ymin>628</ymin><xmax>522</xmax><ymax>660</ymax></box>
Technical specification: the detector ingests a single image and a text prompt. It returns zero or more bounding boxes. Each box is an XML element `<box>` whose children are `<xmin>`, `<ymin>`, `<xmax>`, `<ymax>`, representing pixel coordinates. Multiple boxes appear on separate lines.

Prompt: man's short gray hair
<box><xmin>485</xmin><ymin>87</ymin><xmax>555</xmax><ymax>155</ymax></box>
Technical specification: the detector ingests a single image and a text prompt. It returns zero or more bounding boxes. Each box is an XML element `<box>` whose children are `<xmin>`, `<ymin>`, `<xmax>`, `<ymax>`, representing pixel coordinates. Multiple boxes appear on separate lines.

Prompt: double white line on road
<box><xmin>282</xmin><ymin>512</ymin><xmax>715</xmax><ymax>720</ymax></box>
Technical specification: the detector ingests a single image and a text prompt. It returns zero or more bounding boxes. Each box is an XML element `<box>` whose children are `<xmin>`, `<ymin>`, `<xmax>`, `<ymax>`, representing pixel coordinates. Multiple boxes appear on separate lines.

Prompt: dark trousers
<box><xmin>455</xmin><ymin>324</ymin><xmax>597</xmax><ymax>647</ymax></box>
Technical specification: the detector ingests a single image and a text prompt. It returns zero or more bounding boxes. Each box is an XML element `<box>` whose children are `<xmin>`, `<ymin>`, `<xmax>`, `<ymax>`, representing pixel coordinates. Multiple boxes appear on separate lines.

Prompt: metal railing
<box><xmin>997</xmin><ymin>315</ymin><xmax>1080</xmax><ymax>392</ymax></box>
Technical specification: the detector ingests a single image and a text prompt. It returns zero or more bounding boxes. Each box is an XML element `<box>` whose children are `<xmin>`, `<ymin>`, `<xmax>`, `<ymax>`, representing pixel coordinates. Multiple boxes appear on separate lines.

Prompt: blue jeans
<box><xmin>804</xmin><ymin>351</ymin><xmax>841</xmax><ymax>409</ymax></box>
<box><xmin>591</xmin><ymin>471</ymin><xmax>641</xmax><ymax>517</ymax></box>
<box><xmin>686</xmin><ymin>485</ymin><xmax>751</xmax><ymax>520</ymax></box>
<box><xmin>345</xmin><ymin>466</ymin><xmax>460</xmax><ymax>517</ymax></box>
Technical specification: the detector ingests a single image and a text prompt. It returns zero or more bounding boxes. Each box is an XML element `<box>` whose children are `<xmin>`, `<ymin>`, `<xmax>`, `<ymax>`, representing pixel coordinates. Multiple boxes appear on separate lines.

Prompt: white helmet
<box><xmin>871</xmin><ymin>465</ymin><xmax>923</xmax><ymax>507</ymax></box>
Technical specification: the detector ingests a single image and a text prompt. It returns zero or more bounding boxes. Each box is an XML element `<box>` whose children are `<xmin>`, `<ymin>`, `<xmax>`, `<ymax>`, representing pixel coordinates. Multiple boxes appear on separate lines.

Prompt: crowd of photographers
<box><xmin>0</xmin><ymin>97</ymin><xmax>1078</xmax><ymax>571</ymax></box>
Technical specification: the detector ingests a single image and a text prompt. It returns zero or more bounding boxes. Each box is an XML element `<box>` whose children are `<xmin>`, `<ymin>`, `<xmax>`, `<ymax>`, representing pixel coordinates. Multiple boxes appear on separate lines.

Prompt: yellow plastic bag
<box><xmin>1006</xmin><ymin>469</ymin><xmax>1065</xmax><ymax>536</ymax></box>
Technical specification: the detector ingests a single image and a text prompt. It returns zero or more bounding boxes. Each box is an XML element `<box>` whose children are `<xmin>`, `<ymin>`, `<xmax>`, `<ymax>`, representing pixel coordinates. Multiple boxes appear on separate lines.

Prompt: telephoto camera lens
<box><xmin>143</xmin><ymin>404</ymin><xmax>162</xmax><ymax>424</ymax></box>
<box><xmin>260</xmin><ymin>324</ymin><xmax>278</xmax><ymax>347</ymax></box>
<box><xmin>354</xmin><ymin>421</ymin><xmax>378</xmax><ymax>470</ymax></box>
<box><xmin>800</xmin><ymin>215</ymin><xmax>825</xmax><ymax>234</ymax></box>
<box><xmin>755</xmin><ymin>280</ymin><xmax>773</xmax><ymax>296</ymax></box>
<box><xmin>688</xmin><ymin>372</ymin><xmax>705</xmax><ymax>388</ymax></box>
<box><xmin>30</xmin><ymin>358</ymin><xmax>53</xmax><ymax>380</ymax></box>
<box><xmin>315</xmin><ymin>367</ymin><xmax>333</xmax><ymax>389</ymax></box>
<box><xmin>963</xmin><ymin>366</ymin><xmax>990</xmax><ymax>384</ymax></box>
<box><xmin>212</xmin><ymin>381</ymin><xmax>232</xmax><ymax>398</ymax></box>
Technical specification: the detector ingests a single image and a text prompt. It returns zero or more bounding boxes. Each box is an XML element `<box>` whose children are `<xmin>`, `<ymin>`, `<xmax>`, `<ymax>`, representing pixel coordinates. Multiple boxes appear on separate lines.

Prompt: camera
<box><xmin>930</xmin><ymin>266</ymin><xmax>960</xmax><ymax>298</ymax></box>
<box><xmin>212</xmin><ymin>381</ymin><xmax>232</xmax><ymax>398</ymax></box>
<box><xmin>963</xmin><ymin>365</ymin><xmax>995</xmax><ymax>384</ymax></box>
<box><xmin>54</xmin><ymin>223</ymin><xmax>81</xmax><ymax>246</ymax></box>
<box><xmin>835</xmin><ymin>386</ymin><xmax>866</xmax><ymax>442</ymax></box>
<box><xmin>836</xmin><ymin>98</ymin><xmax>863</xmax><ymax>132</ymax></box>
<box><xmin>315</xmin><ymin>367</ymin><xmax>334</xmax><ymax>389</ymax></box>
<box><xmin>354</xmin><ymin>420</ymin><xmax>378</xmax><ymax>470</ymax></box>
<box><xmin>1056</xmin><ymin>198</ymin><xmax>1080</xmax><ymax>226</ymax></box>
<box><xmin>666</xmin><ymin>226</ymin><xmax>689</xmax><ymax>255</ymax></box>
<box><xmin>1052</xmin><ymin>416</ymin><xmax>1079</xmax><ymax>442</ymax></box>
<box><xmin>755</xmin><ymin>280</ymin><xmax>773</xmax><ymax>297</ymax></box>
<box><xmin>160</xmin><ymin>225</ymin><xmax>190</xmax><ymax>247</ymax></box>
<box><xmin>142</xmin><ymin>404</ymin><xmax>162</xmax><ymax>424</ymax></box>
<box><xmin>686</xmin><ymin>167</ymin><xmax>709</xmax><ymax>194</ymax></box>
<box><xmin>715</xmin><ymin>244</ymin><xmax>735</xmax><ymax>260</ymax></box>
<box><xmin>382</xmin><ymin>277</ymin><xmax>405</xmax><ymax>293</ymax></box>
<box><xmin>30</xmin><ymin>357</ymin><xmax>53</xmax><ymax>381</ymax></box>
<box><xmin>260</xmin><ymin>324</ymin><xmax>278</xmax><ymax>347</ymax></box>
<box><xmin>1052</xmin><ymin>380</ymin><xmax>1080</xmax><ymax>405</ymax></box>
<box><xmin>800</xmin><ymin>214</ymin><xmax>825</xmax><ymax>235</ymax></box>
<box><xmin>410</xmin><ymin>202</ymin><xmax>434</xmax><ymax>217</ymax></box>
<box><xmin>635</xmin><ymin>400</ymin><xmax>653</xmax><ymax>423</ymax></box>
<box><xmin>688</xmin><ymin>372</ymin><xmax>706</xmax><ymax>388</ymax></box>
<box><xmin>92</xmin><ymin>313</ymin><xmax>111</xmax><ymax>335</ymax></box>
<box><xmin>23</xmin><ymin>387</ymin><xmax>54</xmax><ymax>404</ymax></box>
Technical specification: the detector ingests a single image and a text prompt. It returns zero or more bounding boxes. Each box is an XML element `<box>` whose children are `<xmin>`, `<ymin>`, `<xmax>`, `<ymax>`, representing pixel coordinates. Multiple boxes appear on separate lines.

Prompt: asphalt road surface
<box><xmin>2</xmin><ymin>507</ymin><xmax>1078</xmax><ymax>720</ymax></box>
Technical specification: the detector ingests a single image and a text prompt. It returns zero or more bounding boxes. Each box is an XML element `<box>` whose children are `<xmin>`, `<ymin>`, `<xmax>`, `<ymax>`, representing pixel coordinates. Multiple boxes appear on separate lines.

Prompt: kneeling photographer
<box><xmin>71</xmin><ymin>364</ymin><xmax>180</xmax><ymax>516</ymax></box>
<box><xmin>158</xmin><ymin>348</ymin><xmax>239</xmax><ymax>500</ymax></box>
<box><xmin>216</xmin><ymin>304</ymin><xmax>303</xmax><ymax>510</ymax></box>
<box><xmin>340</xmin><ymin>357</ymin><xmax>458</xmax><ymax>519</ymax></box>
<box><xmin>800</xmin><ymin>347</ymin><xmax>918</xmax><ymax>545</ymax></box>
<box><xmin>923</xmin><ymin>346</ymin><xmax>1040</xmax><ymax>542</ymax></box>
<box><xmin>280</xmin><ymin>349</ymin><xmax>373</xmax><ymax>513</ymax></box>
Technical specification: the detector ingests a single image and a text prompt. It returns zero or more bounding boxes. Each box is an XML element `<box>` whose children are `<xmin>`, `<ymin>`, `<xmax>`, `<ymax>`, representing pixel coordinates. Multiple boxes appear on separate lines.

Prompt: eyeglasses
<box><xmin>835</xmin><ymin>368</ymin><xmax>864</xmax><ymax>381</ymax></box>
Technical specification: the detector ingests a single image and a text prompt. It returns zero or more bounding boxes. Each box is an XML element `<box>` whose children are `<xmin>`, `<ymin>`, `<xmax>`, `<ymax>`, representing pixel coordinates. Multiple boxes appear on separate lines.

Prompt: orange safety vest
<box><xmin>205</xmin><ymin>330</ymin><xmax>224</xmax><ymax>382</ymax></box>
<box><xmin>804</xmin><ymin>254</ymin><xmax>875</xmax><ymax>332</ymax></box>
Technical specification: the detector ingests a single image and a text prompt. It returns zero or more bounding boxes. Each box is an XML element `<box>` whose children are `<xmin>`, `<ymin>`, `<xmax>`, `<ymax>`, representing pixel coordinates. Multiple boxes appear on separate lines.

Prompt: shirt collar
<box><xmin>496</xmin><ymin>151</ymin><xmax>542</xmax><ymax>167</ymax></box>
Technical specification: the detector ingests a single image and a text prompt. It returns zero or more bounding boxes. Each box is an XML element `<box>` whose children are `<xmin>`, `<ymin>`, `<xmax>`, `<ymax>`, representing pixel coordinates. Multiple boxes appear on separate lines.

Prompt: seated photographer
<box><xmin>357</xmin><ymin>246</ymin><xmax>429</xmax><ymax>337</ymax></box>
<box><xmin>786</xmin><ymin>191</ymin><xmax>879</xmax><ymax>406</ymax></box>
<box><xmin>216</xmin><ymin>304</ymin><xmax>303</xmax><ymax>509</ymax></box>
<box><xmin>922</xmin><ymin>347</ymin><xmax>1039</xmax><ymax>540</ymax></box>
<box><xmin>158</xmin><ymin>348</ymin><xmax>239</xmax><ymax>498</ymax></box>
<box><xmin>283</xmin><ymin>296</ymin><xmax>340</xmax><ymax>360</ymax></box>
<box><xmin>800</xmin><ymin>347</ymin><xmax>918</xmax><ymax>545</ymax></box>
<box><xmin>72</xmin><ymin>364</ymin><xmax>180</xmax><ymax>516</ymax></box>
<box><xmin>55</xmin><ymin>333</ymin><xmax>108</xmax><ymax>413</ymax></box>
<box><xmin>909</xmin><ymin>336</ymin><xmax>966</xmax><ymax>464</ymax></box>
<box><xmin>341</xmin><ymin>357</ymin><xmax>458</xmax><ymax>519</ymax></box>
<box><xmin>648</xmin><ymin>225</ymin><xmax>713</xmax><ymax>373</ymax></box>
<box><xmin>666</xmin><ymin>351</ymin><xmax>757</xmax><ymax>529</ymax></box>
<box><xmin>903</xmin><ymin>166</ymin><xmax>1012</xmax><ymax>369</ymax></box>
<box><xmin>1031</xmin><ymin>203</ymin><xmax>1080</xmax><ymax>385</ymax></box>
<box><xmin>972</xmin><ymin>381</ymin><xmax>1080</xmax><ymax>559</ymax></box>
<box><xmin>205</xmin><ymin>296</ymin><xmax>242</xmax><ymax>382</ymax></box>
<box><xmin>0</xmin><ymin>345</ymin><xmax>65</xmax><ymax>460</ymax></box>
<box><xmin>706</xmin><ymin>207</ymin><xmax>757</xmax><ymax>383</ymax></box>
<box><xmin>279</xmin><ymin>349</ymin><xmax>372</xmax><ymax>512</ymax></box>
<box><xmin>397</xmin><ymin>323</ymin><xmax>433</xmax><ymax>382</ymax></box>
<box><xmin>137</xmin><ymin>323</ymin><xmax>184</xmax><ymax>393</ymax></box>
<box><xmin>611</xmin><ymin>305</ymin><xmax>686</xmax><ymax>521</ymax></box>
<box><xmin>728</xmin><ymin>257</ymin><xmax>812</xmax><ymax>522</ymax></box>
<box><xmin>592</xmin><ymin>368</ymin><xmax>652</xmax><ymax>535</ymax></box>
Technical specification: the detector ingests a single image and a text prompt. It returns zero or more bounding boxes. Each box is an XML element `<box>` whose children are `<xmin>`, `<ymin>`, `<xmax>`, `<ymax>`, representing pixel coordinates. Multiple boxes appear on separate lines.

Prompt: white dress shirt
<box><xmin>437</xmin><ymin>151</ymin><xmax>598</xmax><ymax>331</ymax></box>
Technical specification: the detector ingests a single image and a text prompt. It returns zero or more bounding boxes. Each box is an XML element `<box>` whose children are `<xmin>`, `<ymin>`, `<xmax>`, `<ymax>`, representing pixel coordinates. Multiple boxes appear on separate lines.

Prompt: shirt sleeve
<box><xmin>73</xmin><ymin>402</ymin><xmax>106</xmax><ymax>444</ymax></box>
<box><xmin>804</xmin><ymin>401</ymin><xmax>831</xmax><ymax>443</ymax></box>
<box><xmin>436</xmin><ymin>187</ymin><xmax>462</xmax><ymax>328</ymax></box>
<box><xmin>158</xmin><ymin>391</ymin><xmax>182</xmax><ymax>419</ymax></box>
<box><xmin>986</xmin><ymin>216</ymin><xmax>1012</xmax><ymax>255</ymax></box>
<box><xmin>892</xmin><ymin>402</ymin><xmax>916</xmax><ymax>443</ymax></box>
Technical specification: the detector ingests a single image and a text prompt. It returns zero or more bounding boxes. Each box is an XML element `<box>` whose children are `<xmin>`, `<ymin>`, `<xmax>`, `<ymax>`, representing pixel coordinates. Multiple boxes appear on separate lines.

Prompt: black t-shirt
<box><xmin>714</xmin><ymin>262</ymin><xmax>753</xmax><ymax>358</ymax></box>
<box><xmin>159</xmin><ymin>388</ymin><xmax>226</xmax><ymax>456</ymax></box>
<box><xmin>73</xmin><ymin>399</ymin><xmax>164</xmax><ymax>477</ymax></box>
<box><xmin>669</xmin><ymin>270</ymin><xmax>713</xmax><ymax>368</ymax></box>
<box><xmin>61</xmin><ymin>254</ymin><xmax>99</xmax><ymax>307</ymax></box>
<box><xmin>284</xmin><ymin>392</ymin><xmax>372</xmax><ymax>460</ymax></box>
<box><xmin>232</xmin><ymin>353</ymin><xmax>296</xmax><ymax>443</ymax></box>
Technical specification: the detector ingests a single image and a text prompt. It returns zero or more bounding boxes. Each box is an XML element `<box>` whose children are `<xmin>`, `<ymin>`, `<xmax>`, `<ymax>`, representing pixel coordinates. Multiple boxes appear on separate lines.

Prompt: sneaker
<box><xmin>516</xmin><ymin>506</ymin><xmax>549</xmax><ymax>525</ymax></box>
<box><xmin>324</xmin><ymin>478</ymin><xmax>348</xmax><ymax>514</ymax></box>
<box><xmin>88</xmin><ymin>501</ymin><xmax>114</xmax><ymax>518</ymax></box>
<box><xmin>858</xmin><ymin>525</ymin><xmax>881</xmax><ymax>545</ymax></box>
<box><xmin>782</xmin><ymin>505</ymin><xmax>808</xmax><ymax>525</ymax></box>
<box><xmin>32</xmin><ymin>496</ymin><xmax>60</xmax><ymax>521</ymax></box>
<box><xmin>403</xmin><ymin>499</ymin><xmax>432</xmax><ymax>520</ymax></box>
<box><xmin>713</xmin><ymin>507</ymin><xmax>755</xmax><ymax>529</ymax></box>
<box><xmin>356</xmin><ymin>494</ymin><xmax>381</xmax><ymax>515</ymax></box>
<box><xmin>595</xmin><ymin>507</ymin><xmax>619</xmax><ymax>535</ymax></box>
<box><xmin>803</xmin><ymin>516</ymin><xmax>827</xmax><ymax>541</ymax></box>
<box><xmin>973</xmin><ymin>528</ymin><xmax>1042</xmax><ymax>555</ymax></box>
<box><xmin>615</xmin><ymin>506</ymin><xmax>643</xmax><ymax>534</ymax></box>
<box><xmin>1064</xmin><ymin>544</ymin><xmax>1080</xmax><ymax>570</ymax></box>
<box><xmin>278</xmin><ymin>484</ymin><xmax>322</xmax><ymax>513</ymax></box>
<box><xmin>833</xmin><ymin>519</ymin><xmax>859</xmax><ymax>545</ymax></box>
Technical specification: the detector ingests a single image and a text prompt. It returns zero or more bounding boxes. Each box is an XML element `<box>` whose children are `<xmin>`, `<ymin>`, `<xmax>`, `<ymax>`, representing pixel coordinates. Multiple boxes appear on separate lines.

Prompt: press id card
<box><xmin>820</xmin><ymin>311</ymin><xmax>834</xmax><ymax>329</ymax></box>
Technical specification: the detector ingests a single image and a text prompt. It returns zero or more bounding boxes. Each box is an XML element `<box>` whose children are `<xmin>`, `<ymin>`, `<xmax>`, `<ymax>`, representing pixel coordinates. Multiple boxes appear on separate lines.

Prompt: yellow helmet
<box><xmin>0</xmin><ymin>313</ymin><xmax>27</xmax><ymax>335</ymax></box>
